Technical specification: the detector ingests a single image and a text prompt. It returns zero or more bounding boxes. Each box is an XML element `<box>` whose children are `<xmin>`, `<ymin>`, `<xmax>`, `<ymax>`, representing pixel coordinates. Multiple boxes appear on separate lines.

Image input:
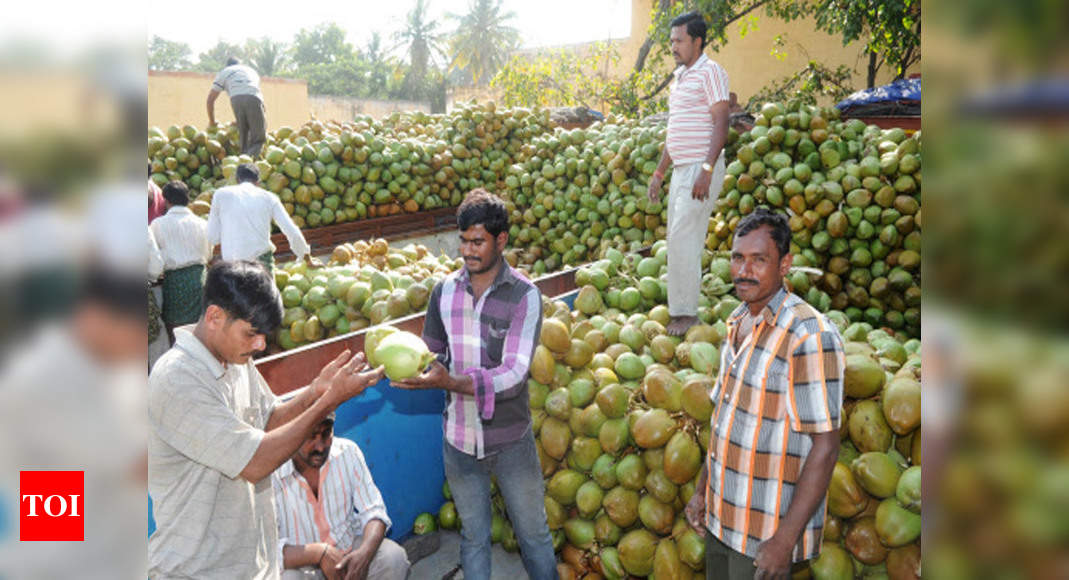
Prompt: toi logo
<box><xmin>20</xmin><ymin>471</ymin><xmax>83</xmax><ymax>541</ymax></box>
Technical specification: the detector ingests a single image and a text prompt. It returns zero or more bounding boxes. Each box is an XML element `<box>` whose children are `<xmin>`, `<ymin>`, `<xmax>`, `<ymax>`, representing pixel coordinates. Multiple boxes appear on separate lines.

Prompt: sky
<box><xmin>146</xmin><ymin>0</ymin><xmax>632</xmax><ymax>60</ymax></box>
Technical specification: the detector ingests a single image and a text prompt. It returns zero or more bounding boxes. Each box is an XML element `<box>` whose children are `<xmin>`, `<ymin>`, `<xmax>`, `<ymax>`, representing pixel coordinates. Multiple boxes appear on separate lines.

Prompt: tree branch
<box><xmin>633</xmin><ymin>0</ymin><xmax>672</xmax><ymax>73</ymax></box>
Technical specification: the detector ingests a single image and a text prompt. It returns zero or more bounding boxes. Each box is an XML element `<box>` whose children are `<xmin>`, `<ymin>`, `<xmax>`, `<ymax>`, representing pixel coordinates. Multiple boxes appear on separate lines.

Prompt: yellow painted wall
<box><xmin>309</xmin><ymin>96</ymin><xmax>431</xmax><ymax>123</ymax></box>
<box><xmin>456</xmin><ymin>0</ymin><xmax>919</xmax><ymax>110</ymax></box>
<box><xmin>148</xmin><ymin>70</ymin><xmax>310</xmax><ymax>131</ymax></box>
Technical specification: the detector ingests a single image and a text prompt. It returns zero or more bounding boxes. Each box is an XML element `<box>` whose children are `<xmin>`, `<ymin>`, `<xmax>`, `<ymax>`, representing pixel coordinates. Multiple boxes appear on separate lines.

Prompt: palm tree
<box><xmin>394</xmin><ymin>0</ymin><xmax>447</xmax><ymax>95</ymax></box>
<box><xmin>448</xmin><ymin>0</ymin><xmax>521</xmax><ymax>85</ymax></box>
<box><xmin>245</xmin><ymin>37</ymin><xmax>289</xmax><ymax>77</ymax></box>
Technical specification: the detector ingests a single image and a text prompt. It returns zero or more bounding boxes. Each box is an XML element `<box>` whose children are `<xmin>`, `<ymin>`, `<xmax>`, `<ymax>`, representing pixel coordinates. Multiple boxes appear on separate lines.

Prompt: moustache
<box><xmin>734</xmin><ymin>278</ymin><xmax>759</xmax><ymax>286</ymax></box>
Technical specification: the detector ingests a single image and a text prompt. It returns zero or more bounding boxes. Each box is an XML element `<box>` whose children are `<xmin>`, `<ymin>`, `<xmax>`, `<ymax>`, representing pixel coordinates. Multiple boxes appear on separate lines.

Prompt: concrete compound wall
<box><xmin>148</xmin><ymin>70</ymin><xmax>311</xmax><ymax>130</ymax></box>
<box><xmin>452</xmin><ymin>0</ymin><xmax>920</xmax><ymax>109</ymax></box>
<box><xmin>309</xmin><ymin>95</ymin><xmax>431</xmax><ymax>123</ymax></box>
<box><xmin>149</xmin><ymin>71</ymin><xmax>435</xmax><ymax>130</ymax></box>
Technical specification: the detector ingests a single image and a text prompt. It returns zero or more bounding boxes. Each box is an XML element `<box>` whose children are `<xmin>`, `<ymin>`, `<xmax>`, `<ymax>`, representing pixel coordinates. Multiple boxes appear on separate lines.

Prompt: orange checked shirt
<box><xmin>705</xmin><ymin>287</ymin><xmax>845</xmax><ymax>562</ymax></box>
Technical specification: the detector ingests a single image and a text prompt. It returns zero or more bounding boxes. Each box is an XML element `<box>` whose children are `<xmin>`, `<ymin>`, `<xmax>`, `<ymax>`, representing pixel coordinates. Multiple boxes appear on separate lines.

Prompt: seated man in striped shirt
<box><xmin>272</xmin><ymin>412</ymin><xmax>410</xmax><ymax>580</ymax></box>
<box><xmin>393</xmin><ymin>190</ymin><xmax>557</xmax><ymax>580</ymax></box>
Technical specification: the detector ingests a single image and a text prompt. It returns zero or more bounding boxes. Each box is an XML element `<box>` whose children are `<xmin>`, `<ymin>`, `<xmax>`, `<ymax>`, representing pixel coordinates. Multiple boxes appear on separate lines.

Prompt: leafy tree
<box><xmin>362</xmin><ymin>32</ymin><xmax>397</xmax><ymax>98</ymax></box>
<box><xmin>812</xmin><ymin>0</ymin><xmax>920</xmax><ymax>87</ymax></box>
<box><xmin>491</xmin><ymin>42</ymin><xmax>667</xmax><ymax>116</ymax></box>
<box><xmin>447</xmin><ymin>0</ymin><xmax>521</xmax><ymax>85</ymax></box>
<box><xmin>746</xmin><ymin>60</ymin><xmax>855</xmax><ymax>109</ymax></box>
<box><xmin>291</xmin><ymin>23</ymin><xmax>354</xmax><ymax>68</ymax></box>
<box><xmin>245</xmin><ymin>37</ymin><xmax>290</xmax><ymax>77</ymax></box>
<box><xmin>148</xmin><ymin>36</ymin><xmax>193</xmax><ymax>71</ymax></box>
<box><xmin>394</xmin><ymin>0</ymin><xmax>448</xmax><ymax>100</ymax></box>
<box><xmin>194</xmin><ymin>40</ymin><xmax>245</xmax><ymax>73</ymax></box>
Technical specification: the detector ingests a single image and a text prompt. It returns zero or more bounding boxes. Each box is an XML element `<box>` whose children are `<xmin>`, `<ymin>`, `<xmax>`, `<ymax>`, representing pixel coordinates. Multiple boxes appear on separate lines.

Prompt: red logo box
<box><xmin>20</xmin><ymin>471</ymin><xmax>83</xmax><ymax>541</ymax></box>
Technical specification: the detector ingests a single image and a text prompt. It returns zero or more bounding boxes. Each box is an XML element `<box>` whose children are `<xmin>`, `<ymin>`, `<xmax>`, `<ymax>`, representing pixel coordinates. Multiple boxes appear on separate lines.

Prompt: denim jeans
<box><xmin>442</xmin><ymin>428</ymin><xmax>558</xmax><ymax>580</ymax></box>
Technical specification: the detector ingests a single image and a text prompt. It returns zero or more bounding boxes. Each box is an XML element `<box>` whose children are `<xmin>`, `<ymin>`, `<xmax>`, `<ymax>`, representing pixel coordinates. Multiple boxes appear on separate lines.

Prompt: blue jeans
<box><xmin>442</xmin><ymin>428</ymin><xmax>558</xmax><ymax>580</ymax></box>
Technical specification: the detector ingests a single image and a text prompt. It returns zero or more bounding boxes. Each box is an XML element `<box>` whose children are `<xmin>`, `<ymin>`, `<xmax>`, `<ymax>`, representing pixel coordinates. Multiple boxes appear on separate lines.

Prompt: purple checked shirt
<box><xmin>422</xmin><ymin>263</ymin><xmax>543</xmax><ymax>459</ymax></box>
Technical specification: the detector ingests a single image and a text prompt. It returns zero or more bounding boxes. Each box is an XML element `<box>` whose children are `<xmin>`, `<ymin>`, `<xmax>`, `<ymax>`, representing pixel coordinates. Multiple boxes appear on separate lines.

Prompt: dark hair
<box><xmin>236</xmin><ymin>163</ymin><xmax>260</xmax><ymax>184</ymax></box>
<box><xmin>201</xmin><ymin>261</ymin><xmax>282</xmax><ymax>335</ymax></box>
<box><xmin>670</xmin><ymin>11</ymin><xmax>707</xmax><ymax>49</ymax></box>
<box><xmin>226</xmin><ymin>57</ymin><xmax>240</xmax><ymax>67</ymax></box>
<box><xmin>161</xmin><ymin>180</ymin><xmax>190</xmax><ymax>206</ymax></box>
<box><xmin>734</xmin><ymin>208</ymin><xmax>791</xmax><ymax>259</ymax></box>
<box><xmin>457</xmin><ymin>189</ymin><xmax>509</xmax><ymax>237</ymax></box>
<box><xmin>83</xmin><ymin>268</ymin><xmax>146</xmax><ymax>322</ymax></box>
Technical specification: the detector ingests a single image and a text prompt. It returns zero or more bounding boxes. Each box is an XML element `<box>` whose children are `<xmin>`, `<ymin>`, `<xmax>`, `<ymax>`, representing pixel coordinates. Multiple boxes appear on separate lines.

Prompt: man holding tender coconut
<box><xmin>148</xmin><ymin>261</ymin><xmax>384</xmax><ymax>579</ymax></box>
<box><xmin>392</xmin><ymin>190</ymin><xmax>558</xmax><ymax>580</ymax></box>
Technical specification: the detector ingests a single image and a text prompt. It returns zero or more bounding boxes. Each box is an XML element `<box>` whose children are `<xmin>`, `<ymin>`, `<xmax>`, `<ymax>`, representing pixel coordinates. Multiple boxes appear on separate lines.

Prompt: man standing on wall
<box><xmin>647</xmin><ymin>11</ymin><xmax>731</xmax><ymax>337</ymax></box>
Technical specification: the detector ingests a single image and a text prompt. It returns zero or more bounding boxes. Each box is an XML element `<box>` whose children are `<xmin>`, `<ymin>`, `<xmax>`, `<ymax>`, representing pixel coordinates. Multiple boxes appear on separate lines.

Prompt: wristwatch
<box><xmin>701</xmin><ymin>162</ymin><xmax>714</xmax><ymax>173</ymax></box>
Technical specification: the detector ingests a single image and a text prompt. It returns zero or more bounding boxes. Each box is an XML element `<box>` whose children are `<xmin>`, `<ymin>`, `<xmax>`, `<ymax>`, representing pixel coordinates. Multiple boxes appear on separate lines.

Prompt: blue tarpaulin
<box><xmin>837</xmin><ymin>78</ymin><xmax>921</xmax><ymax>110</ymax></box>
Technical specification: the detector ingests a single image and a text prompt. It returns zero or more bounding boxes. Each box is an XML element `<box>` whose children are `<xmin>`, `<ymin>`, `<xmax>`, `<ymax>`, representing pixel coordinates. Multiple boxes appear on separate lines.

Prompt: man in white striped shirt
<box><xmin>272</xmin><ymin>414</ymin><xmax>410</xmax><ymax>580</ymax></box>
<box><xmin>648</xmin><ymin>11</ymin><xmax>731</xmax><ymax>337</ymax></box>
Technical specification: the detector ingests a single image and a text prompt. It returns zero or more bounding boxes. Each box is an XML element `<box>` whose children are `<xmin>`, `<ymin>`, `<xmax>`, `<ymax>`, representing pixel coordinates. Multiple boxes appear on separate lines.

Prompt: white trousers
<box><xmin>666</xmin><ymin>158</ymin><xmax>725</xmax><ymax>317</ymax></box>
<box><xmin>280</xmin><ymin>537</ymin><xmax>410</xmax><ymax>580</ymax></box>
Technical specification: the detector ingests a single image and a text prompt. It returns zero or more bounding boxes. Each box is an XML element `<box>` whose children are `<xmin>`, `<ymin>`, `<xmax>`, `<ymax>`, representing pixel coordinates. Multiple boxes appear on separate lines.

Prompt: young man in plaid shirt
<box><xmin>392</xmin><ymin>189</ymin><xmax>557</xmax><ymax>580</ymax></box>
<box><xmin>685</xmin><ymin>208</ymin><xmax>844</xmax><ymax>579</ymax></box>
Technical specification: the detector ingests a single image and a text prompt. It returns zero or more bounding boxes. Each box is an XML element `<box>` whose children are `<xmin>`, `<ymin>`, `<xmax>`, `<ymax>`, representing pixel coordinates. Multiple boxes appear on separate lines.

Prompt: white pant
<box><xmin>281</xmin><ymin>537</ymin><xmax>409</xmax><ymax>580</ymax></box>
<box><xmin>666</xmin><ymin>158</ymin><xmax>725</xmax><ymax>317</ymax></box>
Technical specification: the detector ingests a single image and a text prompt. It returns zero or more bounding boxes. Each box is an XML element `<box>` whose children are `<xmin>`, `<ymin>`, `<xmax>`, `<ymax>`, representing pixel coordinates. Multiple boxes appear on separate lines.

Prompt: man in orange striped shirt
<box><xmin>684</xmin><ymin>209</ymin><xmax>844</xmax><ymax>579</ymax></box>
<box><xmin>648</xmin><ymin>11</ymin><xmax>731</xmax><ymax>337</ymax></box>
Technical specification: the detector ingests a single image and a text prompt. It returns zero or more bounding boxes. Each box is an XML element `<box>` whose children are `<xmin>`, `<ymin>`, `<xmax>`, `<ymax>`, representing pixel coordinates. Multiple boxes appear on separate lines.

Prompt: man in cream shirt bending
<box><xmin>207</xmin><ymin>163</ymin><xmax>317</xmax><ymax>271</ymax></box>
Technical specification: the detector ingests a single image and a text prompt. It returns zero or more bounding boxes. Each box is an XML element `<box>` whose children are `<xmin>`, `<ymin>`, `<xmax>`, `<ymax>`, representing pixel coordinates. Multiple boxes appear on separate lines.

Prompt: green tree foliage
<box><xmin>194</xmin><ymin>40</ymin><xmax>245</xmax><ymax>73</ymax></box>
<box><xmin>291</xmin><ymin>23</ymin><xmax>354</xmax><ymax>68</ymax></box>
<box><xmin>447</xmin><ymin>0</ymin><xmax>521</xmax><ymax>85</ymax></box>
<box><xmin>491</xmin><ymin>43</ymin><xmax>667</xmax><ymax>117</ymax></box>
<box><xmin>746</xmin><ymin>60</ymin><xmax>855</xmax><ymax>109</ymax></box>
<box><xmin>245</xmin><ymin>37</ymin><xmax>290</xmax><ymax>77</ymax></box>
<box><xmin>812</xmin><ymin>0</ymin><xmax>920</xmax><ymax>87</ymax></box>
<box><xmin>394</xmin><ymin>0</ymin><xmax>448</xmax><ymax>103</ymax></box>
<box><xmin>148</xmin><ymin>36</ymin><xmax>193</xmax><ymax>71</ymax></box>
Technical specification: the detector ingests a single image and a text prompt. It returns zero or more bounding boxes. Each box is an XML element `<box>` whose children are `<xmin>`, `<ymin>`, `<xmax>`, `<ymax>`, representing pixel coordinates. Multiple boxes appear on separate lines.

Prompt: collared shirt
<box><xmin>705</xmin><ymin>288</ymin><xmax>845</xmax><ymax>563</ymax></box>
<box><xmin>149</xmin><ymin>226</ymin><xmax>164</xmax><ymax>281</ymax></box>
<box><xmin>212</xmin><ymin>64</ymin><xmax>263</xmax><ymax>100</ymax></box>
<box><xmin>422</xmin><ymin>262</ymin><xmax>542</xmax><ymax>459</ymax></box>
<box><xmin>272</xmin><ymin>437</ymin><xmax>391</xmax><ymax>561</ymax></box>
<box><xmin>207</xmin><ymin>181</ymin><xmax>310</xmax><ymax>262</ymax></box>
<box><xmin>151</xmin><ymin>205</ymin><xmax>212</xmax><ymax>270</ymax></box>
<box><xmin>667</xmin><ymin>53</ymin><xmax>730</xmax><ymax>165</ymax></box>
<box><xmin>148</xmin><ymin>326</ymin><xmax>280</xmax><ymax>579</ymax></box>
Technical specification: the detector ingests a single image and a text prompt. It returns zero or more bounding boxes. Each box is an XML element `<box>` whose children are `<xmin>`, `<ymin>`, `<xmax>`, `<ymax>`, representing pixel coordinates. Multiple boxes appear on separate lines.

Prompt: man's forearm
<box><xmin>443</xmin><ymin>373</ymin><xmax>475</xmax><ymax>395</ymax></box>
<box><xmin>358</xmin><ymin>520</ymin><xmax>387</xmax><ymax>556</ymax></box>
<box><xmin>704</xmin><ymin>119</ymin><xmax>729</xmax><ymax>166</ymax></box>
<box><xmin>773</xmin><ymin>431</ymin><xmax>839</xmax><ymax>544</ymax></box>
<box><xmin>656</xmin><ymin>146</ymin><xmax>672</xmax><ymax>174</ymax></box>
<box><xmin>265</xmin><ymin>385</ymin><xmax>320</xmax><ymax>431</ymax></box>
<box><xmin>240</xmin><ymin>394</ymin><xmax>337</xmax><ymax>483</ymax></box>
<box><xmin>283</xmin><ymin>542</ymin><xmax>329</xmax><ymax>569</ymax></box>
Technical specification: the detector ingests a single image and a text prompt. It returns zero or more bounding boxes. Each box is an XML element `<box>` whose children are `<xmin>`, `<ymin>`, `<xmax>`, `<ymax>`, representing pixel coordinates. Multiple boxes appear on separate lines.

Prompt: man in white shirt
<box><xmin>207</xmin><ymin>57</ymin><xmax>267</xmax><ymax>157</ymax></box>
<box><xmin>207</xmin><ymin>163</ymin><xmax>315</xmax><ymax>271</ymax></box>
<box><xmin>149</xmin><ymin>261</ymin><xmax>385</xmax><ymax>579</ymax></box>
<box><xmin>152</xmin><ymin>181</ymin><xmax>212</xmax><ymax>337</ymax></box>
<box><xmin>272</xmin><ymin>413</ymin><xmax>410</xmax><ymax>580</ymax></box>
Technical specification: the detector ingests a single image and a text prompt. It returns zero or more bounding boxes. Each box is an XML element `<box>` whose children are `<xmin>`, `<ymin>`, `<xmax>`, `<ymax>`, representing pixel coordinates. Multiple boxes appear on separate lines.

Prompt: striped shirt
<box><xmin>212</xmin><ymin>64</ymin><xmax>263</xmax><ymax>100</ymax></box>
<box><xmin>705</xmin><ymin>288</ymin><xmax>845</xmax><ymax>562</ymax></box>
<box><xmin>422</xmin><ymin>262</ymin><xmax>542</xmax><ymax>459</ymax></box>
<box><xmin>272</xmin><ymin>438</ymin><xmax>391</xmax><ymax>556</ymax></box>
<box><xmin>667</xmin><ymin>53</ymin><xmax>730</xmax><ymax>165</ymax></box>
